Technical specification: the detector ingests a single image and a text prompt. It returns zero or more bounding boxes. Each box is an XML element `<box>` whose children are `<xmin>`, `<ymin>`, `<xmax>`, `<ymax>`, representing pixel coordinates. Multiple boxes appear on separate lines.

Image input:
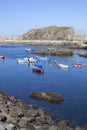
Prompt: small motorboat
<box><xmin>0</xmin><ymin>55</ymin><xmax>5</xmax><ymax>59</ymax></box>
<box><xmin>17</xmin><ymin>58</ymin><xmax>29</xmax><ymax>64</ymax></box>
<box><xmin>73</xmin><ymin>63</ymin><xmax>83</xmax><ymax>68</ymax></box>
<box><xmin>34</xmin><ymin>64</ymin><xmax>42</xmax><ymax>69</ymax></box>
<box><xmin>25</xmin><ymin>48</ymin><xmax>34</xmax><ymax>53</ymax></box>
<box><xmin>32</xmin><ymin>67</ymin><xmax>44</xmax><ymax>74</ymax></box>
<box><xmin>58</xmin><ymin>63</ymin><xmax>69</xmax><ymax>69</ymax></box>
<box><xmin>29</xmin><ymin>57</ymin><xmax>37</xmax><ymax>63</ymax></box>
<box><xmin>40</xmin><ymin>56</ymin><xmax>50</xmax><ymax>62</ymax></box>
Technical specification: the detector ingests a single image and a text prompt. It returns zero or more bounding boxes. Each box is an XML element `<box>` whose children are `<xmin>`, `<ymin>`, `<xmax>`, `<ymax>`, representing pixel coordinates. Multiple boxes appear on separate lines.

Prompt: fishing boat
<box><xmin>40</xmin><ymin>56</ymin><xmax>50</xmax><ymax>62</ymax></box>
<box><xmin>58</xmin><ymin>63</ymin><xmax>69</xmax><ymax>69</ymax></box>
<box><xmin>29</xmin><ymin>57</ymin><xmax>37</xmax><ymax>63</ymax></box>
<box><xmin>0</xmin><ymin>55</ymin><xmax>5</xmax><ymax>59</ymax></box>
<box><xmin>32</xmin><ymin>67</ymin><xmax>44</xmax><ymax>74</ymax></box>
<box><xmin>17</xmin><ymin>58</ymin><xmax>29</xmax><ymax>64</ymax></box>
<box><xmin>25</xmin><ymin>48</ymin><xmax>34</xmax><ymax>53</ymax></box>
<box><xmin>73</xmin><ymin>63</ymin><xmax>83</xmax><ymax>68</ymax></box>
<box><xmin>34</xmin><ymin>64</ymin><xmax>42</xmax><ymax>69</ymax></box>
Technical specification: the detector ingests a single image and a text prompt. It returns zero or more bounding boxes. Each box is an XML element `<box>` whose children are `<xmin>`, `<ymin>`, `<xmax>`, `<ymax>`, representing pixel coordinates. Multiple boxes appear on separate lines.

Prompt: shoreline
<box><xmin>0</xmin><ymin>91</ymin><xmax>86</xmax><ymax>130</ymax></box>
<box><xmin>0</xmin><ymin>39</ymin><xmax>79</xmax><ymax>45</ymax></box>
<box><xmin>1</xmin><ymin>39</ymin><xmax>87</xmax><ymax>50</ymax></box>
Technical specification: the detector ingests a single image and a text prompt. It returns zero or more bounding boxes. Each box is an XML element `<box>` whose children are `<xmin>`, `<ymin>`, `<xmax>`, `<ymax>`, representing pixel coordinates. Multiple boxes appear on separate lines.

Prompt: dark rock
<box><xmin>18</xmin><ymin>113</ymin><xmax>24</xmax><ymax>118</ymax></box>
<box><xmin>30</xmin><ymin>92</ymin><xmax>64</xmax><ymax>104</ymax></box>
<box><xmin>0</xmin><ymin>110</ymin><xmax>2</xmax><ymax>113</ymax></box>
<box><xmin>0</xmin><ymin>116</ymin><xmax>7</xmax><ymax>122</ymax></box>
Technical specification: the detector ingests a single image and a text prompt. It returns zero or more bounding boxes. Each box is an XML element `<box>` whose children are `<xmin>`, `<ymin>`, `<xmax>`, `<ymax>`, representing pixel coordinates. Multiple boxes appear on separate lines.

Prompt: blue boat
<box><xmin>34</xmin><ymin>64</ymin><xmax>42</xmax><ymax>69</ymax></box>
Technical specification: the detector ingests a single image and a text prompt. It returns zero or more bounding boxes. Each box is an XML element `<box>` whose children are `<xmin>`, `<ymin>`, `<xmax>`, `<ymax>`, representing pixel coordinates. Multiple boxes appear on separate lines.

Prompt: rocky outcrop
<box><xmin>22</xmin><ymin>26</ymin><xmax>75</xmax><ymax>40</ymax></box>
<box><xmin>69</xmin><ymin>42</ymin><xmax>87</xmax><ymax>50</ymax></box>
<box><xmin>30</xmin><ymin>92</ymin><xmax>64</xmax><ymax>104</ymax></box>
<box><xmin>32</xmin><ymin>49</ymin><xmax>73</xmax><ymax>56</ymax></box>
<box><xmin>0</xmin><ymin>92</ymin><xmax>54</xmax><ymax>130</ymax></box>
<box><xmin>79</xmin><ymin>53</ymin><xmax>87</xmax><ymax>57</ymax></box>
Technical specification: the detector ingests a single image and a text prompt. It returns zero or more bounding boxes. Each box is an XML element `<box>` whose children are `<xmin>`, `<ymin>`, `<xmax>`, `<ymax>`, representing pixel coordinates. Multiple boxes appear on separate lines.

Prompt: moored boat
<box><xmin>40</xmin><ymin>56</ymin><xmax>50</xmax><ymax>62</ymax></box>
<box><xmin>58</xmin><ymin>63</ymin><xmax>69</xmax><ymax>69</ymax></box>
<box><xmin>32</xmin><ymin>67</ymin><xmax>44</xmax><ymax>74</ymax></box>
<box><xmin>17</xmin><ymin>58</ymin><xmax>29</xmax><ymax>64</ymax></box>
<box><xmin>29</xmin><ymin>57</ymin><xmax>37</xmax><ymax>63</ymax></box>
<box><xmin>0</xmin><ymin>55</ymin><xmax>5</xmax><ymax>59</ymax></box>
<box><xmin>34</xmin><ymin>64</ymin><xmax>42</xmax><ymax>69</ymax></box>
<box><xmin>25</xmin><ymin>48</ymin><xmax>34</xmax><ymax>53</ymax></box>
<box><xmin>73</xmin><ymin>63</ymin><xmax>83</xmax><ymax>68</ymax></box>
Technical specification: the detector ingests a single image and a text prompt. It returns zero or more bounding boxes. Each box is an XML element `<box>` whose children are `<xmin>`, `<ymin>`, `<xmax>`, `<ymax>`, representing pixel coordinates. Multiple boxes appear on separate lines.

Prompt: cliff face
<box><xmin>22</xmin><ymin>26</ymin><xmax>75</xmax><ymax>40</ymax></box>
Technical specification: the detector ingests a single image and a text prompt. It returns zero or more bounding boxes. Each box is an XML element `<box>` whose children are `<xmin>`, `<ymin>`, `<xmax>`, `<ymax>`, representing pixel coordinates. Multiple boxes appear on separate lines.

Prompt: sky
<box><xmin>0</xmin><ymin>0</ymin><xmax>87</xmax><ymax>35</ymax></box>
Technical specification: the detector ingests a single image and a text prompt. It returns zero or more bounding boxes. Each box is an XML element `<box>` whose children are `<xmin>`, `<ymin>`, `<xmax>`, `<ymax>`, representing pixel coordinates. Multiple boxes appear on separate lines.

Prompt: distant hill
<box><xmin>22</xmin><ymin>26</ymin><xmax>75</xmax><ymax>40</ymax></box>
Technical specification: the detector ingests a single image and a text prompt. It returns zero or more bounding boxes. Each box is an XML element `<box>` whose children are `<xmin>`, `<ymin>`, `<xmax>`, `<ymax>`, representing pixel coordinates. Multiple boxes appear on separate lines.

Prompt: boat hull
<box><xmin>32</xmin><ymin>68</ymin><xmax>44</xmax><ymax>74</ymax></box>
<box><xmin>0</xmin><ymin>56</ymin><xmax>5</xmax><ymax>59</ymax></box>
<box><xmin>73</xmin><ymin>64</ymin><xmax>83</xmax><ymax>68</ymax></box>
<box><xmin>58</xmin><ymin>63</ymin><xmax>69</xmax><ymax>69</ymax></box>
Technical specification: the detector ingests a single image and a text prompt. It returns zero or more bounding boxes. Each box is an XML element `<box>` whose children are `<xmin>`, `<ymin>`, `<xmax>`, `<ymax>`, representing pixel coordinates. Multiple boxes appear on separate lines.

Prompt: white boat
<box><xmin>58</xmin><ymin>63</ymin><xmax>69</xmax><ymax>69</ymax></box>
<box><xmin>17</xmin><ymin>58</ymin><xmax>29</xmax><ymax>64</ymax></box>
<box><xmin>29</xmin><ymin>57</ymin><xmax>37</xmax><ymax>63</ymax></box>
<box><xmin>25</xmin><ymin>48</ymin><xmax>34</xmax><ymax>52</ymax></box>
<box><xmin>40</xmin><ymin>56</ymin><xmax>50</xmax><ymax>62</ymax></box>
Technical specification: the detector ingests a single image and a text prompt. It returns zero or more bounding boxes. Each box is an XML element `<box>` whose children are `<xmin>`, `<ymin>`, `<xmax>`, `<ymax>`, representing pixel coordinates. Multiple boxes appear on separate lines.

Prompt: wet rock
<box><xmin>30</xmin><ymin>92</ymin><xmax>64</xmax><ymax>104</ymax></box>
<box><xmin>57</xmin><ymin>120</ymin><xmax>69</xmax><ymax>126</ymax></box>
<box><xmin>75</xmin><ymin>126</ymin><xmax>87</xmax><ymax>130</ymax></box>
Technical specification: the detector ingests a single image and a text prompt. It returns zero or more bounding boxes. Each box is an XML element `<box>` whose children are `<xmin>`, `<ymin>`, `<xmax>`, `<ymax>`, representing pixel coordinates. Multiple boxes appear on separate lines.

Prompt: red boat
<box><xmin>32</xmin><ymin>67</ymin><xmax>44</xmax><ymax>74</ymax></box>
<box><xmin>73</xmin><ymin>64</ymin><xmax>83</xmax><ymax>68</ymax></box>
<box><xmin>0</xmin><ymin>56</ymin><xmax>5</xmax><ymax>59</ymax></box>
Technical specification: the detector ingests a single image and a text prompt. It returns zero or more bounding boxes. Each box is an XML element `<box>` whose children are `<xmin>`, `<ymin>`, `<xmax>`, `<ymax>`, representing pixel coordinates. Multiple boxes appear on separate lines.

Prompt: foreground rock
<box><xmin>0</xmin><ymin>91</ymin><xmax>86</xmax><ymax>130</ymax></box>
<box><xmin>30</xmin><ymin>92</ymin><xmax>64</xmax><ymax>104</ymax></box>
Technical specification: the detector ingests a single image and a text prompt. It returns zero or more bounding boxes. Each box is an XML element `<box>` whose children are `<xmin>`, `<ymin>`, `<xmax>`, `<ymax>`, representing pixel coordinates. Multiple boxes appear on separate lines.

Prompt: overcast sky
<box><xmin>0</xmin><ymin>0</ymin><xmax>87</xmax><ymax>35</ymax></box>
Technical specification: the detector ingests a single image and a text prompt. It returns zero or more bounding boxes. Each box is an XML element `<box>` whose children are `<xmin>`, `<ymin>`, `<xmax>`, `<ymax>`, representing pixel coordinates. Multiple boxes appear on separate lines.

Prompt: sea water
<box><xmin>0</xmin><ymin>44</ymin><xmax>87</xmax><ymax>127</ymax></box>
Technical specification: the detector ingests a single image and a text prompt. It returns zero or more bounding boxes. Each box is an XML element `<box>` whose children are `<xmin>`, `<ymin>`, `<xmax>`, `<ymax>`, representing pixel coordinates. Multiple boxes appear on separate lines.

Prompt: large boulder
<box><xmin>30</xmin><ymin>92</ymin><xmax>64</xmax><ymax>104</ymax></box>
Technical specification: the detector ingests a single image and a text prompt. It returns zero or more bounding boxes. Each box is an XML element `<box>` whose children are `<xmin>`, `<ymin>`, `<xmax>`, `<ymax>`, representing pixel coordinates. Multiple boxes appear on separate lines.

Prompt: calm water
<box><xmin>0</xmin><ymin>44</ymin><xmax>87</xmax><ymax>127</ymax></box>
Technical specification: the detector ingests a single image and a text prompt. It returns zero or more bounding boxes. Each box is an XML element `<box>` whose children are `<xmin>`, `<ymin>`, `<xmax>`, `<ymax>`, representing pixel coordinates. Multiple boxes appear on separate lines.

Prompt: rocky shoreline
<box><xmin>0</xmin><ymin>92</ymin><xmax>86</xmax><ymax>130</ymax></box>
<box><xmin>32</xmin><ymin>49</ymin><xmax>74</xmax><ymax>56</ymax></box>
<box><xmin>1</xmin><ymin>39</ymin><xmax>87</xmax><ymax>51</ymax></box>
